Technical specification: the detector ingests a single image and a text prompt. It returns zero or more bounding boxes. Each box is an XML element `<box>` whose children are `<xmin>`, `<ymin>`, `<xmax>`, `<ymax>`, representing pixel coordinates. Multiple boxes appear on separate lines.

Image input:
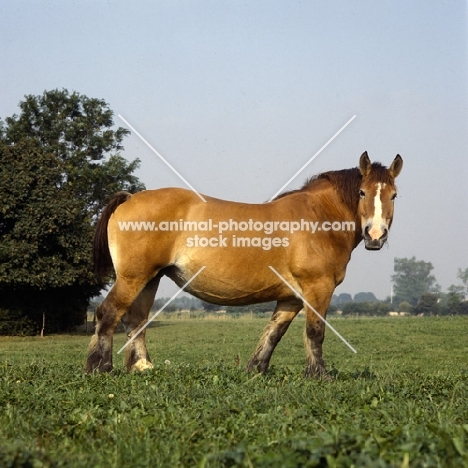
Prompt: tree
<box><xmin>457</xmin><ymin>268</ymin><xmax>468</xmax><ymax>298</ymax></box>
<box><xmin>354</xmin><ymin>292</ymin><xmax>377</xmax><ymax>303</ymax></box>
<box><xmin>201</xmin><ymin>300</ymin><xmax>224</xmax><ymax>312</ymax></box>
<box><xmin>412</xmin><ymin>293</ymin><xmax>439</xmax><ymax>316</ymax></box>
<box><xmin>335</xmin><ymin>293</ymin><xmax>353</xmax><ymax>305</ymax></box>
<box><xmin>397</xmin><ymin>301</ymin><xmax>412</xmax><ymax>313</ymax></box>
<box><xmin>440</xmin><ymin>284</ymin><xmax>465</xmax><ymax>315</ymax></box>
<box><xmin>391</xmin><ymin>257</ymin><xmax>438</xmax><ymax>306</ymax></box>
<box><xmin>3</xmin><ymin>89</ymin><xmax>144</xmax><ymax>219</ymax></box>
<box><xmin>0</xmin><ymin>90</ymin><xmax>144</xmax><ymax>334</ymax></box>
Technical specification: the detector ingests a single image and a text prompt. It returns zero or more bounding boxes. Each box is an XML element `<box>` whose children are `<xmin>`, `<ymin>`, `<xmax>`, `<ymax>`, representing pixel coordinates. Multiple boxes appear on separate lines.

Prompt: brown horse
<box><xmin>87</xmin><ymin>151</ymin><xmax>402</xmax><ymax>377</ymax></box>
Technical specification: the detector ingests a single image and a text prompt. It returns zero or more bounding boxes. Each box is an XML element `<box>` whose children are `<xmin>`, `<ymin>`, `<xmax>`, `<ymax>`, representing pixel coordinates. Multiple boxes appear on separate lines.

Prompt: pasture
<box><xmin>1</xmin><ymin>316</ymin><xmax>467</xmax><ymax>467</ymax></box>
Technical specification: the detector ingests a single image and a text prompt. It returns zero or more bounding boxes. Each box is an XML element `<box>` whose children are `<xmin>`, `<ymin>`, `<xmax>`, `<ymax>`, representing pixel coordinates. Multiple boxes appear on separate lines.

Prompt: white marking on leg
<box><xmin>131</xmin><ymin>359</ymin><xmax>154</xmax><ymax>372</ymax></box>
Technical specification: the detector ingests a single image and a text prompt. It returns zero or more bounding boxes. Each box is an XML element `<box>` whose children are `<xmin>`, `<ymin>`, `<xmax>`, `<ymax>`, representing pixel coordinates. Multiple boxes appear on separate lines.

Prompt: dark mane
<box><xmin>273</xmin><ymin>162</ymin><xmax>392</xmax><ymax>211</ymax></box>
<box><xmin>313</xmin><ymin>167</ymin><xmax>362</xmax><ymax>210</ymax></box>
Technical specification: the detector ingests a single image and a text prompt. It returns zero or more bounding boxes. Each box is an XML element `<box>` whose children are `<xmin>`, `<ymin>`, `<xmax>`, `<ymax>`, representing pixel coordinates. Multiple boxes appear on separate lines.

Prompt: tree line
<box><xmin>328</xmin><ymin>258</ymin><xmax>468</xmax><ymax>317</ymax></box>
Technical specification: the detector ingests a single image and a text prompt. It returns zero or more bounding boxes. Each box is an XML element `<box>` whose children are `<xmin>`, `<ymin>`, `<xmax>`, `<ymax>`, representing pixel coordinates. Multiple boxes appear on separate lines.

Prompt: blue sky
<box><xmin>1</xmin><ymin>1</ymin><xmax>467</xmax><ymax>300</ymax></box>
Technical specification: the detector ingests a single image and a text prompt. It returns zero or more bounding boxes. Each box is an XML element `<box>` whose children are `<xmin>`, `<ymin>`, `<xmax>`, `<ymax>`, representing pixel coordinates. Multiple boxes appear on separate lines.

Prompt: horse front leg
<box><xmin>304</xmin><ymin>316</ymin><xmax>328</xmax><ymax>378</ymax></box>
<box><xmin>302</xmin><ymin>284</ymin><xmax>334</xmax><ymax>379</ymax></box>
<box><xmin>246</xmin><ymin>299</ymin><xmax>302</xmax><ymax>374</ymax></box>
<box><xmin>86</xmin><ymin>277</ymin><xmax>145</xmax><ymax>373</ymax></box>
<box><xmin>121</xmin><ymin>276</ymin><xmax>160</xmax><ymax>372</ymax></box>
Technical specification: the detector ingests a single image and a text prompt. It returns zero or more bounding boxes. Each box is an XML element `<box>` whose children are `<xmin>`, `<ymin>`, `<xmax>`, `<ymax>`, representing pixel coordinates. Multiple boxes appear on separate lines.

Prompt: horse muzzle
<box><xmin>363</xmin><ymin>225</ymin><xmax>388</xmax><ymax>250</ymax></box>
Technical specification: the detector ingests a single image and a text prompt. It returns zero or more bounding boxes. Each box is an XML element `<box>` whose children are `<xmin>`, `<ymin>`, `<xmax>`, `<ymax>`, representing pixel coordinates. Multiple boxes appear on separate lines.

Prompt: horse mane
<box><xmin>273</xmin><ymin>162</ymin><xmax>392</xmax><ymax>211</ymax></box>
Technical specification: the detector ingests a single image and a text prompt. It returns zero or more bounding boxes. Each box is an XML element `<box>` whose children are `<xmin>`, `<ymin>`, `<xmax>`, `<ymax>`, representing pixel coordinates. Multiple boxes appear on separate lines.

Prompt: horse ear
<box><xmin>359</xmin><ymin>151</ymin><xmax>371</xmax><ymax>177</ymax></box>
<box><xmin>389</xmin><ymin>154</ymin><xmax>403</xmax><ymax>178</ymax></box>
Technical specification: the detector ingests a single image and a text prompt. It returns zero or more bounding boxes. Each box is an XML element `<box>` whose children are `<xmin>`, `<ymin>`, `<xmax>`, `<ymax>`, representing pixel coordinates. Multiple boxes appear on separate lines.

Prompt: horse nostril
<box><xmin>381</xmin><ymin>228</ymin><xmax>388</xmax><ymax>239</ymax></box>
<box><xmin>364</xmin><ymin>225</ymin><xmax>372</xmax><ymax>239</ymax></box>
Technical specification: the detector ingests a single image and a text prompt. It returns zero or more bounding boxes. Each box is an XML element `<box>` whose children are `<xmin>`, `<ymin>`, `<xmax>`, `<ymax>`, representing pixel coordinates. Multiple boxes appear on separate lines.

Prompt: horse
<box><xmin>86</xmin><ymin>151</ymin><xmax>403</xmax><ymax>378</ymax></box>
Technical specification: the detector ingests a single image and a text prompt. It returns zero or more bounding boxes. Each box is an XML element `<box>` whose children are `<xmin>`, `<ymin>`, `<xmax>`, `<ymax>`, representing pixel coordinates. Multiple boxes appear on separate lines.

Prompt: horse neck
<box><xmin>302</xmin><ymin>182</ymin><xmax>363</xmax><ymax>250</ymax></box>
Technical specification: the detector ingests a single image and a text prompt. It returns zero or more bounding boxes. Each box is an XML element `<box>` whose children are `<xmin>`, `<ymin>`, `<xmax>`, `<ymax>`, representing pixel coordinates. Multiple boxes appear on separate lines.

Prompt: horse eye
<box><xmin>359</xmin><ymin>189</ymin><xmax>366</xmax><ymax>199</ymax></box>
<box><xmin>391</xmin><ymin>193</ymin><xmax>397</xmax><ymax>201</ymax></box>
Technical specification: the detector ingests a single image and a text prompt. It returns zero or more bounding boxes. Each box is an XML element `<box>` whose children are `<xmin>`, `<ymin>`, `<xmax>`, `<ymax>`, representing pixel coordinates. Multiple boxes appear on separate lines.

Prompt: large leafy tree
<box><xmin>3</xmin><ymin>89</ymin><xmax>144</xmax><ymax>219</ymax></box>
<box><xmin>0</xmin><ymin>89</ymin><xmax>145</xmax><ymax>334</ymax></box>
<box><xmin>391</xmin><ymin>257</ymin><xmax>438</xmax><ymax>306</ymax></box>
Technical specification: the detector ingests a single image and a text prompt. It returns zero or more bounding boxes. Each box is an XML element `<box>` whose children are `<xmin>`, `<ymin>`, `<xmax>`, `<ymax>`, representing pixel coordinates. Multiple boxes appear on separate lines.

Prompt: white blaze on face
<box><xmin>368</xmin><ymin>183</ymin><xmax>384</xmax><ymax>240</ymax></box>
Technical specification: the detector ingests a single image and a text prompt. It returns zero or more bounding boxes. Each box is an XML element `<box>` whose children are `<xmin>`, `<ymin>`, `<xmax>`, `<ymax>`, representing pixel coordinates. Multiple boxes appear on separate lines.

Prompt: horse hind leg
<box><xmin>121</xmin><ymin>276</ymin><xmax>160</xmax><ymax>372</ymax></box>
<box><xmin>246</xmin><ymin>299</ymin><xmax>302</xmax><ymax>374</ymax></box>
<box><xmin>86</xmin><ymin>276</ymin><xmax>147</xmax><ymax>373</ymax></box>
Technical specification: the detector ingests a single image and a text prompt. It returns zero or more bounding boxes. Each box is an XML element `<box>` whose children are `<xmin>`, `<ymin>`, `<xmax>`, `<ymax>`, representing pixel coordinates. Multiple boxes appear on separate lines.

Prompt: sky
<box><xmin>1</xmin><ymin>1</ymin><xmax>467</xmax><ymax>301</ymax></box>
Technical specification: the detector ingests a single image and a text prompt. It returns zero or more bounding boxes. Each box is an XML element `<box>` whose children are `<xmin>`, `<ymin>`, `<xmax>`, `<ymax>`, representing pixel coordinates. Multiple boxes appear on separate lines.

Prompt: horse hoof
<box><xmin>130</xmin><ymin>359</ymin><xmax>154</xmax><ymax>372</ymax></box>
<box><xmin>304</xmin><ymin>367</ymin><xmax>333</xmax><ymax>381</ymax></box>
<box><xmin>86</xmin><ymin>360</ymin><xmax>113</xmax><ymax>374</ymax></box>
<box><xmin>319</xmin><ymin>372</ymin><xmax>334</xmax><ymax>382</ymax></box>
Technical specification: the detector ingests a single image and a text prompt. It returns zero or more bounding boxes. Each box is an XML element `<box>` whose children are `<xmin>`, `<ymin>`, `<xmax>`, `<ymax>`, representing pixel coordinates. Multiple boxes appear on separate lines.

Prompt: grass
<box><xmin>0</xmin><ymin>316</ymin><xmax>467</xmax><ymax>467</ymax></box>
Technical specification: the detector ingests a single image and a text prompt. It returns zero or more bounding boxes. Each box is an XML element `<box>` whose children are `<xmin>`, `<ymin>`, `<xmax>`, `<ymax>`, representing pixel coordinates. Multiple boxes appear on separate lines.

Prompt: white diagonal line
<box><xmin>269</xmin><ymin>266</ymin><xmax>357</xmax><ymax>353</ymax></box>
<box><xmin>118</xmin><ymin>114</ymin><xmax>207</xmax><ymax>202</ymax></box>
<box><xmin>117</xmin><ymin>266</ymin><xmax>206</xmax><ymax>354</ymax></box>
<box><xmin>268</xmin><ymin>115</ymin><xmax>356</xmax><ymax>201</ymax></box>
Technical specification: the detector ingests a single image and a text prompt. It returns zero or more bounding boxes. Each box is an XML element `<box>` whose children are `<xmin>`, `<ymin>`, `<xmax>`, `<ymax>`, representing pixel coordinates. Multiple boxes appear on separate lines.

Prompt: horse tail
<box><xmin>93</xmin><ymin>191</ymin><xmax>132</xmax><ymax>279</ymax></box>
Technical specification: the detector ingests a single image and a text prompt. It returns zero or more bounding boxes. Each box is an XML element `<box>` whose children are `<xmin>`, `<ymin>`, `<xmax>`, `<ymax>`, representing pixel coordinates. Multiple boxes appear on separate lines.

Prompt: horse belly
<box><xmin>165</xmin><ymin>248</ymin><xmax>287</xmax><ymax>306</ymax></box>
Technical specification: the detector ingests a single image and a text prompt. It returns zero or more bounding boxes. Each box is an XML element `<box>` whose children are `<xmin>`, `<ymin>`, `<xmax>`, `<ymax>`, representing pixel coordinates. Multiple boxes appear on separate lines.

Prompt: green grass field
<box><xmin>1</xmin><ymin>316</ymin><xmax>467</xmax><ymax>467</ymax></box>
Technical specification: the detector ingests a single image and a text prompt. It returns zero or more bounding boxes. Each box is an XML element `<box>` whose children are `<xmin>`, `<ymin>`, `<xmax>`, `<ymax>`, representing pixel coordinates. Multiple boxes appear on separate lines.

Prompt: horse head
<box><xmin>358</xmin><ymin>151</ymin><xmax>403</xmax><ymax>250</ymax></box>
